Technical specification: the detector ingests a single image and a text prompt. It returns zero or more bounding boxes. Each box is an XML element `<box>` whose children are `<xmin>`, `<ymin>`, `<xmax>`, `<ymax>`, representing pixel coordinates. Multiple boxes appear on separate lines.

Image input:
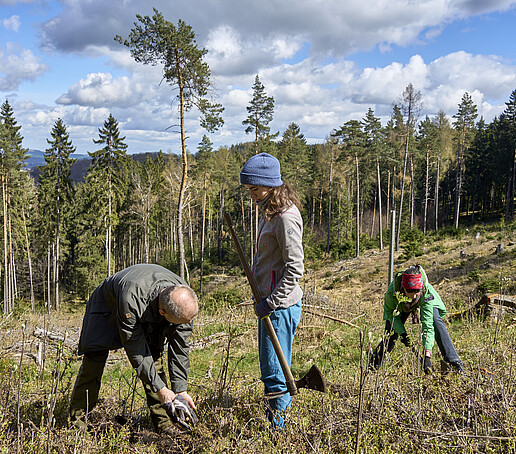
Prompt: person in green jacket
<box><xmin>371</xmin><ymin>265</ymin><xmax>463</xmax><ymax>374</ymax></box>
<box><xmin>70</xmin><ymin>264</ymin><xmax>199</xmax><ymax>433</ymax></box>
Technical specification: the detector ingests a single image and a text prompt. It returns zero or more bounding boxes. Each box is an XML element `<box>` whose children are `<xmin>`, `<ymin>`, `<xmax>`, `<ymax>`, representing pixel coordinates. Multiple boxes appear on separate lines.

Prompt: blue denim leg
<box><xmin>258</xmin><ymin>301</ymin><xmax>302</xmax><ymax>427</ymax></box>
<box><xmin>433</xmin><ymin>307</ymin><xmax>462</xmax><ymax>366</ymax></box>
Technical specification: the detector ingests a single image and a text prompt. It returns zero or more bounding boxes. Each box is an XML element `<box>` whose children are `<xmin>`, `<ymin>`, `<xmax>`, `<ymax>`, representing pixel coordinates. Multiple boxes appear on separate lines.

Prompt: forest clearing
<box><xmin>1</xmin><ymin>8</ymin><xmax>516</xmax><ymax>453</ymax></box>
<box><xmin>1</xmin><ymin>222</ymin><xmax>516</xmax><ymax>453</ymax></box>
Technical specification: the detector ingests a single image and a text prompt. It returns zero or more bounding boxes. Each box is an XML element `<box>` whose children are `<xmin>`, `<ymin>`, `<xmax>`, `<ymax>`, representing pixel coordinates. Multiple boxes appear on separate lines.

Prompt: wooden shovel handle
<box><xmin>224</xmin><ymin>212</ymin><xmax>298</xmax><ymax>396</ymax></box>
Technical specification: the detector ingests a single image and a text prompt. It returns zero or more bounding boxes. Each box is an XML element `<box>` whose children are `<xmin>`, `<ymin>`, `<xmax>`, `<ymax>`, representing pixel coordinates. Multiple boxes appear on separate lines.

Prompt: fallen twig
<box><xmin>303</xmin><ymin>308</ymin><xmax>359</xmax><ymax>328</ymax></box>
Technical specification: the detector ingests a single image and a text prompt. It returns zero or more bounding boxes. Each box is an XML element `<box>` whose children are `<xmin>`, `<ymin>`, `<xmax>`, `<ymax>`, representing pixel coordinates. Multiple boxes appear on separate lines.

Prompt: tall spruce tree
<box><xmin>90</xmin><ymin>114</ymin><xmax>128</xmax><ymax>276</ymax></box>
<box><xmin>500</xmin><ymin>90</ymin><xmax>516</xmax><ymax>219</ymax></box>
<box><xmin>362</xmin><ymin>108</ymin><xmax>385</xmax><ymax>248</ymax></box>
<box><xmin>396</xmin><ymin>83</ymin><xmax>422</xmax><ymax>249</ymax></box>
<box><xmin>452</xmin><ymin>92</ymin><xmax>478</xmax><ymax>228</ymax></box>
<box><xmin>37</xmin><ymin>118</ymin><xmax>76</xmax><ymax>310</ymax></box>
<box><xmin>193</xmin><ymin>135</ymin><xmax>214</xmax><ymax>294</ymax></box>
<box><xmin>117</xmin><ymin>9</ymin><xmax>224</xmax><ymax>280</ymax></box>
<box><xmin>277</xmin><ymin>122</ymin><xmax>309</xmax><ymax>191</ymax></box>
<box><xmin>432</xmin><ymin>110</ymin><xmax>454</xmax><ymax>230</ymax></box>
<box><xmin>333</xmin><ymin>120</ymin><xmax>366</xmax><ymax>257</ymax></box>
<box><xmin>0</xmin><ymin>100</ymin><xmax>31</xmax><ymax>312</ymax></box>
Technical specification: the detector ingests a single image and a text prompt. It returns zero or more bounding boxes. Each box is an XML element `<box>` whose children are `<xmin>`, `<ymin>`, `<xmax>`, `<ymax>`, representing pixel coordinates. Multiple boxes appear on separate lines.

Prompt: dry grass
<box><xmin>1</xmin><ymin>227</ymin><xmax>516</xmax><ymax>452</ymax></box>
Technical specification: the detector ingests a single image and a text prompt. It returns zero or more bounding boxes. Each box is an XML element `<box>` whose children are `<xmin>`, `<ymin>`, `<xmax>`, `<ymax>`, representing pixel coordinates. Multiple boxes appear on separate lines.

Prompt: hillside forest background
<box><xmin>1</xmin><ymin>82</ymin><xmax>516</xmax><ymax>312</ymax></box>
<box><xmin>1</xmin><ymin>11</ymin><xmax>516</xmax><ymax>315</ymax></box>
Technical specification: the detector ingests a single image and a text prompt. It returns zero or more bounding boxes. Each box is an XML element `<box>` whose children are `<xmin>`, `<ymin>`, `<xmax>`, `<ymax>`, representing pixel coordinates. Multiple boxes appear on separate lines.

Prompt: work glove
<box><xmin>254</xmin><ymin>299</ymin><xmax>274</xmax><ymax>320</ymax></box>
<box><xmin>369</xmin><ymin>342</ymin><xmax>384</xmax><ymax>370</ymax></box>
<box><xmin>423</xmin><ymin>356</ymin><xmax>433</xmax><ymax>374</ymax></box>
<box><xmin>400</xmin><ymin>332</ymin><xmax>411</xmax><ymax>347</ymax></box>
<box><xmin>162</xmin><ymin>395</ymin><xmax>198</xmax><ymax>432</ymax></box>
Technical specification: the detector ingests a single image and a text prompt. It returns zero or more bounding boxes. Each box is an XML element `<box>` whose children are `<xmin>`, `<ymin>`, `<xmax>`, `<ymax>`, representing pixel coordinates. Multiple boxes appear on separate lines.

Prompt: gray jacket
<box><xmin>253</xmin><ymin>202</ymin><xmax>304</xmax><ymax>310</ymax></box>
<box><xmin>77</xmin><ymin>264</ymin><xmax>192</xmax><ymax>393</ymax></box>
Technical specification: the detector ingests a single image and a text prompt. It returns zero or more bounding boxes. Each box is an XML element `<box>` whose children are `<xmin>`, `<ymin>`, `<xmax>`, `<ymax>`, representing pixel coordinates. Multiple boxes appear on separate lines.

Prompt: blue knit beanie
<box><xmin>240</xmin><ymin>153</ymin><xmax>283</xmax><ymax>187</ymax></box>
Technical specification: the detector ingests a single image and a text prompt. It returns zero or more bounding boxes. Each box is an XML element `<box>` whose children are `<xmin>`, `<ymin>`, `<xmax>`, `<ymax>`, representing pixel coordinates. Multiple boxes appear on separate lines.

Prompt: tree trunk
<box><xmin>319</xmin><ymin>187</ymin><xmax>324</xmax><ymax>226</ymax></box>
<box><xmin>386</xmin><ymin>169</ymin><xmax>391</xmax><ymax>218</ymax></box>
<box><xmin>355</xmin><ymin>154</ymin><xmax>360</xmax><ymax>258</ymax></box>
<box><xmin>176</xmin><ymin>48</ymin><xmax>187</xmax><ymax>280</ymax></box>
<box><xmin>218</xmin><ymin>187</ymin><xmax>224</xmax><ymax>262</ymax></box>
<box><xmin>310</xmin><ymin>195</ymin><xmax>315</xmax><ymax>232</ymax></box>
<box><xmin>435</xmin><ymin>158</ymin><xmax>440</xmax><ymax>231</ymax></box>
<box><xmin>377</xmin><ymin>159</ymin><xmax>383</xmax><ymax>250</ymax></box>
<box><xmin>453</xmin><ymin>130</ymin><xmax>464</xmax><ymax>229</ymax></box>
<box><xmin>22</xmin><ymin>208</ymin><xmax>35</xmax><ymax>311</ymax></box>
<box><xmin>188</xmin><ymin>202</ymin><xmax>194</xmax><ymax>262</ymax></box>
<box><xmin>337</xmin><ymin>187</ymin><xmax>342</xmax><ymax>244</ymax></box>
<box><xmin>370</xmin><ymin>192</ymin><xmax>376</xmax><ymax>239</ymax></box>
<box><xmin>396</xmin><ymin>117</ymin><xmax>411</xmax><ymax>250</ymax></box>
<box><xmin>200</xmin><ymin>175</ymin><xmax>207</xmax><ymax>295</ymax></box>
<box><xmin>208</xmin><ymin>196</ymin><xmax>212</xmax><ymax>258</ymax></box>
<box><xmin>472</xmin><ymin>169</ymin><xmax>478</xmax><ymax>224</ymax></box>
<box><xmin>47</xmin><ymin>245</ymin><xmax>51</xmax><ymax>313</ymax></box>
<box><xmin>326</xmin><ymin>144</ymin><xmax>334</xmax><ymax>254</ymax></box>
<box><xmin>2</xmin><ymin>166</ymin><xmax>9</xmax><ymax>313</ymax></box>
<box><xmin>423</xmin><ymin>148</ymin><xmax>430</xmax><ymax>234</ymax></box>
<box><xmin>409</xmin><ymin>154</ymin><xmax>415</xmax><ymax>229</ymax></box>
<box><xmin>107</xmin><ymin>173</ymin><xmax>112</xmax><ymax>276</ymax></box>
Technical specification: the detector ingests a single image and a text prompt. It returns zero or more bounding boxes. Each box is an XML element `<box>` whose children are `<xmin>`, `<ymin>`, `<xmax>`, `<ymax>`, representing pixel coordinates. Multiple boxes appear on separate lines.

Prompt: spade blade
<box><xmin>295</xmin><ymin>364</ymin><xmax>326</xmax><ymax>393</ymax></box>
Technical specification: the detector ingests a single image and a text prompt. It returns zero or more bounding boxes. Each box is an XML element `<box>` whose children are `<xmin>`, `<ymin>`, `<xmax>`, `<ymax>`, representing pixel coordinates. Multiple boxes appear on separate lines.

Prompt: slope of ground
<box><xmin>1</xmin><ymin>225</ymin><xmax>515</xmax><ymax>453</ymax></box>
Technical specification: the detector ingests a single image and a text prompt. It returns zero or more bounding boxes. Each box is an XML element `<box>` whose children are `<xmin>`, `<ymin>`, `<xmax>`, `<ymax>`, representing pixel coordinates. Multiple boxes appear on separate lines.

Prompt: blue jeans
<box><xmin>258</xmin><ymin>301</ymin><xmax>302</xmax><ymax>427</ymax></box>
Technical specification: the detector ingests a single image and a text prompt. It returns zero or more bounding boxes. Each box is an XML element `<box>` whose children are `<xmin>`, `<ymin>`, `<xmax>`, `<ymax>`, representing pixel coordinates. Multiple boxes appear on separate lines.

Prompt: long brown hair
<box><xmin>261</xmin><ymin>182</ymin><xmax>301</xmax><ymax>221</ymax></box>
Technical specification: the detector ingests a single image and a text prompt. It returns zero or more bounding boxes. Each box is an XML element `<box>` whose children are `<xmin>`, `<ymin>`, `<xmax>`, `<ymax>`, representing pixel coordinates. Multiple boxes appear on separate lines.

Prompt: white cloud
<box><xmin>55</xmin><ymin>71</ymin><xmax>169</xmax><ymax>109</ymax></box>
<box><xmin>7</xmin><ymin>0</ymin><xmax>516</xmax><ymax>155</ymax></box>
<box><xmin>0</xmin><ymin>43</ymin><xmax>49</xmax><ymax>90</ymax></box>
<box><xmin>428</xmin><ymin>51</ymin><xmax>516</xmax><ymax>102</ymax></box>
<box><xmin>38</xmin><ymin>1</ymin><xmax>516</xmax><ymax>63</ymax></box>
<box><xmin>3</xmin><ymin>15</ymin><xmax>21</xmax><ymax>31</ymax></box>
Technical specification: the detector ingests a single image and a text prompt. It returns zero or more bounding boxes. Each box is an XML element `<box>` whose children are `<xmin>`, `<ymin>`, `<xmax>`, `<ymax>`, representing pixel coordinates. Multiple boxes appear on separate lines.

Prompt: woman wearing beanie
<box><xmin>371</xmin><ymin>264</ymin><xmax>463</xmax><ymax>374</ymax></box>
<box><xmin>240</xmin><ymin>152</ymin><xmax>304</xmax><ymax>428</ymax></box>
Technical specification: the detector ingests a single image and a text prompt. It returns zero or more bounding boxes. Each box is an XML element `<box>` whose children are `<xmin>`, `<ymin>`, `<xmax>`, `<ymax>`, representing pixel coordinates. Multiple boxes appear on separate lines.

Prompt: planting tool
<box><xmin>224</xmin><ymin>212</ymin><xmax>326</xmax><ymax>395</ymax></box>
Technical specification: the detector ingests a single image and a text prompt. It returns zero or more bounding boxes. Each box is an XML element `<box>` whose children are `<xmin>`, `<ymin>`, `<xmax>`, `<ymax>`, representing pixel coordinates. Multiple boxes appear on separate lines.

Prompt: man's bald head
<box><xmin>159</xmin><ymin>285</ymin><xmax>199</xmax><ymax>324</ymax></box>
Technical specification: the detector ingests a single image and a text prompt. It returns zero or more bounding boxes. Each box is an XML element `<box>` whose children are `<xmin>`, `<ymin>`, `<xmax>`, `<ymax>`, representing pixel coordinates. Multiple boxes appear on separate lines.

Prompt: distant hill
<box><xmin>27</xmin><ymin>149</ymin><xmax>90</xmax><ymax>170</ymax></box>
<box><xmin>27</xmin><ymin>150</ymin><xmax>166</xmax><ymax>184</ymax></box>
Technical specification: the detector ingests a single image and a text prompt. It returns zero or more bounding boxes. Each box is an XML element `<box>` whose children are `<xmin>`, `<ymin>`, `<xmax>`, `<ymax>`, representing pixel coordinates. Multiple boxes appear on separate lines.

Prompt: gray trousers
<box><xmin>374</xmin><ymin>307</ymin><xmax>462</xmax><ymax>367</ymax></box>
<box><xmin>69</xmin><ymin>350</ymin><xmax>172</xmax><ymax>431</ymax></box>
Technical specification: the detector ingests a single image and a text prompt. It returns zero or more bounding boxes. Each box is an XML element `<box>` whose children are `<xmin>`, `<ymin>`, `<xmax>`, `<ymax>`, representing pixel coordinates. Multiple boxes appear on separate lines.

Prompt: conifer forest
<box><xmin>1</xmin><ymin>11</ymin><xmax>516</xmax><ymax>453</ymax></box>
<box><xmin>1</xmin><ymin>85</ymin><xmax>516</xmax><ymax>310</ymax></box>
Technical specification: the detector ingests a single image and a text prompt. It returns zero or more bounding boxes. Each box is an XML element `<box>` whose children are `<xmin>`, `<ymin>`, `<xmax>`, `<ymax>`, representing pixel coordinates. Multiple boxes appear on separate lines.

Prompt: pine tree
<box><xmin>242</xmin><ymin>75</ymin><xmax>276</xmax><ymax>154</ymax></box>
<box><xmin>117</xmin><ymin>9</ymin><xmax>224</xmax><ymax>280</ymax></box>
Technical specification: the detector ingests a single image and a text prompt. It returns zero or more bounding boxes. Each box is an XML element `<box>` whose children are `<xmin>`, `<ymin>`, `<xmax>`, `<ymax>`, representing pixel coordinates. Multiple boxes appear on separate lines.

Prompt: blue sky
<box><xmin>1</xmin><ymin>0</ymin><xmax>516</xmax><ymax>155</ymax></box>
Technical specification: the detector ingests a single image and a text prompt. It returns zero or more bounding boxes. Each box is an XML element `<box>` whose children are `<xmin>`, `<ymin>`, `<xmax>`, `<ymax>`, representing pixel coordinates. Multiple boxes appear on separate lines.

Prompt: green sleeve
<box><xmin>383</xmin><ymin>282</ymin><xmax>406</xmax><ymax>335</ymax></box>
<box><xmin>420</xmin><ymin>284</ymin><xmax>446</xmax><ymax>351</ymax></box>
<box><xmin>166</xmin><ymin>322</ymin><xmax>193</xmax><ymax>393</ymax></box>
<box><xmin>420</xmin><ymin>302</ymin><xmax>435</xmax><ymax>350</ymax></box>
